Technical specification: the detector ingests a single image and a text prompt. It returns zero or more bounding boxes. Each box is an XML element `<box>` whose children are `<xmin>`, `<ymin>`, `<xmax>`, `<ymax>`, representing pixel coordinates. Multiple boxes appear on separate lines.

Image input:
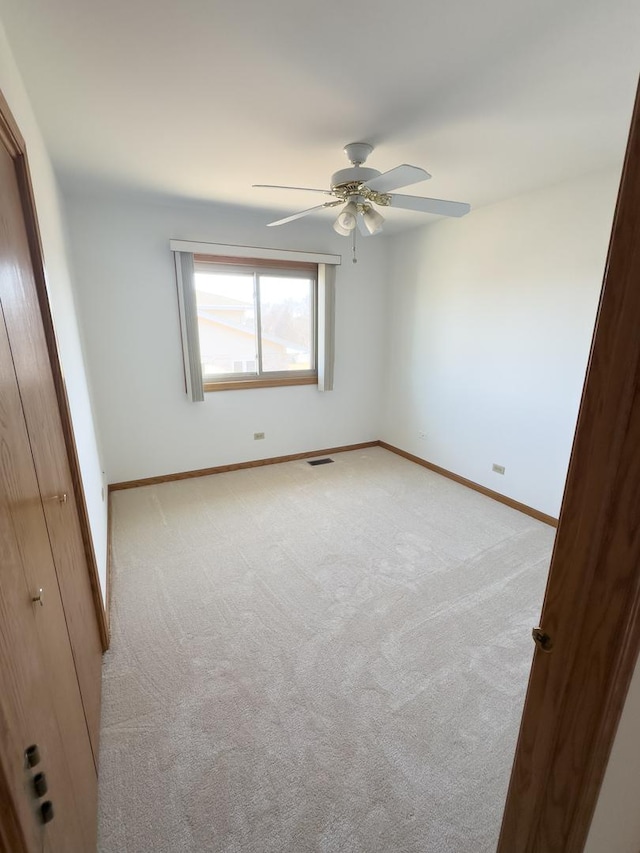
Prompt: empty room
<box><xmin>1</xmin><ymin>0</ymin><xmax>639</xmax><ymax>851</ymax></box>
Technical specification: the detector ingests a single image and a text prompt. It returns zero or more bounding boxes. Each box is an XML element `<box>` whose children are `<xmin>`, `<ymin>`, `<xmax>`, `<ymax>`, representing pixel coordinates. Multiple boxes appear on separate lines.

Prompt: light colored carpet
<box><xmin>98</xmin><ymin>446</ymin><xmax>553</xmax><ymax>853</ymax></box>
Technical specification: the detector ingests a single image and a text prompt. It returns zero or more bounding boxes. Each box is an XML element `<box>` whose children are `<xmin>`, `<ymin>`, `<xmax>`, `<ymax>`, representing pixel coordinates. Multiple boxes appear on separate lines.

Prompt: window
<box><xmin>194</xmin><ymin>255</ymin><xmax>317</xmax><ymax>390</ymax></box>
<box><xmin>171</xmin><ymin>241</ymin><xmax>338</xmax><ymax>400</ymax></box>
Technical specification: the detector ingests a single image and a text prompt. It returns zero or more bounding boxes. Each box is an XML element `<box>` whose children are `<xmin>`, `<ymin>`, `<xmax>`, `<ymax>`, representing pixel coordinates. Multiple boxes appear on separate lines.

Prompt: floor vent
<box><xmin>307</xmin><ymin>458</ymin><xmax>334</xmax><ymax>466</ymax></box>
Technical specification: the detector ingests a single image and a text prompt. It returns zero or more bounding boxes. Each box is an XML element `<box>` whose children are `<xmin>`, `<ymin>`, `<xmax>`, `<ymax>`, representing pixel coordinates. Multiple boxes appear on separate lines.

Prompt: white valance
<box><xmin>169</xmin><ymin>240</ymin><xmax>341</xmax><ymax>266</ymax></box>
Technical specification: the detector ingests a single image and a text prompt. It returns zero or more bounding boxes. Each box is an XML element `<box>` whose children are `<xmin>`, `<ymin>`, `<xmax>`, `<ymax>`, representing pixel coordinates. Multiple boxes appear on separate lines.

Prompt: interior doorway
<box><xmin>499</xmin><ymin>79</ymin><xmax>640</xmax><ymax>853</ymax></box>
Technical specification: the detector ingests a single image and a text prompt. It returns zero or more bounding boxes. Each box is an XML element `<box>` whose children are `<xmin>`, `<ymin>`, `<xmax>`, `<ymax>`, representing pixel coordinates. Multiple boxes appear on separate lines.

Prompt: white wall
<box><xmin>382</xmin><ymin>170</ymin><xmax>640</xmax><ymax>850</ymax></box>
<box><xmin>381</xmin><ymin>171</ymin><xmax>619</xmax><ymax>518</ymax></box>
<box><xmin>62</xmin><ymin>191</ymin><xmax>388</xmax><ymax>484</ymax></box>
<box><xmin>0</xmin><ymin>18</ymin><xmax>108</xmax><ymax>599</ymax></box>
<box><xmin>584</xmin><ymin>655</ymin><xmax>640</xmax><ymax>853</ymax></box>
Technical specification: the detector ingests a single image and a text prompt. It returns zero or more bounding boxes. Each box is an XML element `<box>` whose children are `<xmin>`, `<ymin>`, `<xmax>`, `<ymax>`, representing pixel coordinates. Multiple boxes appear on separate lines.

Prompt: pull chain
<box><xmin>352</xmin><ymin>226</ymin><xmax>358</xmax><ymax>264</ymax></box>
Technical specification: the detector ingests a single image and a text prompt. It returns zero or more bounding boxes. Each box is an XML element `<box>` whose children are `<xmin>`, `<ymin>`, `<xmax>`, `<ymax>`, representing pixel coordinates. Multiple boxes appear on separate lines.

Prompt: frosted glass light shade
<box><xmin>333</xmin><ymin>219</ymin><xmax>353</xmax><ymax>236</ymax></box>
<box><xmin>362</xmin><ymin>205</ymin><xmax>385</xmax><ymax>235</ymax></box>
<box><xmin>334</xmin><ymin>200</ymin><xmax>358</xmax><ymax>235</ymax></box>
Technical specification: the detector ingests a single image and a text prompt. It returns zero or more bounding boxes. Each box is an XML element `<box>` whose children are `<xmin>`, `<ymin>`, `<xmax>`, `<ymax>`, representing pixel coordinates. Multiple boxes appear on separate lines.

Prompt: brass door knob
<box><xmin>32</xmin><ymin>588</ymin><xmax>44</xmax><ymax>607</ymax></box>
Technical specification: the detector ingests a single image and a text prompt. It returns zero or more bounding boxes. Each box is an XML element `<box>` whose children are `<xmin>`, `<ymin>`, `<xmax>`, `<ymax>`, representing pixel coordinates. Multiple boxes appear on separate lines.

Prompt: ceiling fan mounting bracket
<box><xmin>344</xmin><ymin>142</ymin><xmax>373</xmax><ymax>166</ymax></box>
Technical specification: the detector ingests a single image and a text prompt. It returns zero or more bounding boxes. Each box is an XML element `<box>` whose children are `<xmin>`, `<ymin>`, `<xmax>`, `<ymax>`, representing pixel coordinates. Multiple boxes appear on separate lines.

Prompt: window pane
<box><xmin>259</xmin><ymin>276</ymin><xmax>313</xmax><ymax>373</ymax></box>
<box><xmin>194</xmin><ymin>272</ymin><xmax>258</xmax><ymax>376</ymax></box>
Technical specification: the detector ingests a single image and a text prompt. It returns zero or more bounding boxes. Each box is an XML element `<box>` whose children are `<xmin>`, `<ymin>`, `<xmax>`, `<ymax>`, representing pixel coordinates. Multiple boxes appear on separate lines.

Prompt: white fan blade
<box><xmin>254</xmin><ymin>184</ymin><xmax>333</xmax><ymax>195</ymax></box>
<box><xmin>267</xmin><ymin>200</ymin><xmax>341</xmax><ymax>227</ymax></box>
<box><xmin>389</xmin><ymin>194</ymin><xmax>470</xmax><ymax>217</ymax></box>
<box><xmin>365</xmin><ymin>165</ymin><xmax>431</xmax><ymax>193</ymax></box>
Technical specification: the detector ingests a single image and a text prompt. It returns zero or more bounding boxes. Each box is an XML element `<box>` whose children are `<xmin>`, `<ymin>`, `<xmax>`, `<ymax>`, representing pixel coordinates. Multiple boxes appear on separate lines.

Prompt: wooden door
<box><xmin>0</xmin><ymin>307</ymin><xmax>96</xmax><ymax>851</ymax></box>
<box><xmin>498</xmin><ymin>81</ymin><xmax>640</xmax><ymax>850</ymax></box>
<box><xmin>0</xmin><ymin>96</ymin><xmax>101</xmax><ymax>850</ymax></box>
<box><xmin>0</xmin><ymin>101</ymin><xmax>104</xmax><ymax>760</ymax></box>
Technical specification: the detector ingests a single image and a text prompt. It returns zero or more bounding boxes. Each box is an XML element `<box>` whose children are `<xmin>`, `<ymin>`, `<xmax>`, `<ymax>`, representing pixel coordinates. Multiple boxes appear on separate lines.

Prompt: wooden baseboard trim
<box><xmin>108</xmin><ymin>440</ymin><xmax>558</xmax><ymax>528</ymax></box>
<box><xmin>379</xmin><ymin>441</ymin><xmax>559</xmax><ymax>528</ymax></box>
<box><xmin>104</xmin><ymin>492</ymin><xmax>112</xmax><ymax>648</ymax></box>
<box><xmin>108</xmin><ymin>441</ymin><xmax>380</xmax><ymax>491</ymax></box>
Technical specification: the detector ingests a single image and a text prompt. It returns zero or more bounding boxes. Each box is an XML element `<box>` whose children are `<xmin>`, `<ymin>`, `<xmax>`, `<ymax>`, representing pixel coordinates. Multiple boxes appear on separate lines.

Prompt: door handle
<box><xmin>32</xmin><ymin>588</ymin><xmax>44</xmax><ymax>607</ymax></box>
<box><xmin>532</xmin><ymin>626</ymin><xmax>553</xmax><ymax>653</ymax></box>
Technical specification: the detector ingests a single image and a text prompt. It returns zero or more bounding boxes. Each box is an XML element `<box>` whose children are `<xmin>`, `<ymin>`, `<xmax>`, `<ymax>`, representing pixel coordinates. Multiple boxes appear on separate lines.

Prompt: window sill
<box><xmin>204</xmin><ymin>375</ymin><xmax>318</xmax><ymax>392</ymax></box>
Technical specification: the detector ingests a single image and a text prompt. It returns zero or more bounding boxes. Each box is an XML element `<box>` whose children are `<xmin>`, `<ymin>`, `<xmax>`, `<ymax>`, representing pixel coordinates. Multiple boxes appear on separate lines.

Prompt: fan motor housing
<box><xmin>331</xmin><ymin>166</ymin><xmax>381</xmax><ymax>189</ymax></box>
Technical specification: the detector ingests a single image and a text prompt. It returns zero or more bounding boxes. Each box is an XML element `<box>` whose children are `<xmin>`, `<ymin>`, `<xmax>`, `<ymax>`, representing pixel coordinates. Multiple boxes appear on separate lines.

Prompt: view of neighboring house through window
<box><xmin>194</xmin><ymin>257</ymin><xmax>317</xmax><ymax>387</ymax></box>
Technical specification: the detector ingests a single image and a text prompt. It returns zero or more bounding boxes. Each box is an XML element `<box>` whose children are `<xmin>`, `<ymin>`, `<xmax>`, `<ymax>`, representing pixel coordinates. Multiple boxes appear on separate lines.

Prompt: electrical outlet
<box><xmin>492</xmin><ymin>463</ymin><xmax>505</xmax><ymax>475</ymax></box>
<box><xmin>253</xmin><ymin>432</ymin><xmax>265</xmax><ymax>440</ymax></box>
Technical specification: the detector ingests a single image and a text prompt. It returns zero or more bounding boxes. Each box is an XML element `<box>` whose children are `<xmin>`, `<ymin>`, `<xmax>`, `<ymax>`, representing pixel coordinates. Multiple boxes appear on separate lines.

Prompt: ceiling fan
<box><xmin>254</xmin><ymin>142</ymin><xmax>470</xmax><ymax>239</ymax></box>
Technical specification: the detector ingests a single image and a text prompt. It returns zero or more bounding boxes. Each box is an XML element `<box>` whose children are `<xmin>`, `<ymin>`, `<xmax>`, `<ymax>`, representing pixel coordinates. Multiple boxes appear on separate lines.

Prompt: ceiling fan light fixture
<box><xmin>334</xmin><ymin>200</ymin><xmax>358</xmax><ymax>235</ymax></box>
<box><xmin>333</xmin><ymin>218</ymin><xmax>353</xmax><ymax>236</ymax></box>
<box><xmin>362</xmin><ymin>205</ymin><xmax>385</xmax><ymax>235</ymax></box>
<box><xmin>255</xmin><ymin>142</ymin><xmax>470</xmax><ymax>236</ymax></box>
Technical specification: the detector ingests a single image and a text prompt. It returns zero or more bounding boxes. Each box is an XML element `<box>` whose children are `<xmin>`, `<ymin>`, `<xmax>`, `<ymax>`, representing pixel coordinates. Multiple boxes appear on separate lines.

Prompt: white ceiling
<box><xmin>1</xmin><ymin>0</ymin><xmax>639</xmax><ymax>232</ymax></box>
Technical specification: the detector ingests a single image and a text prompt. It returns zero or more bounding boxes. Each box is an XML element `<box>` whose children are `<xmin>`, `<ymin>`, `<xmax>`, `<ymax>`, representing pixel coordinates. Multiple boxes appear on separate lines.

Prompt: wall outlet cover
<box><xmin>253</xmin><ymin>432</ymin><xmax>265</xmax><ymax>440</ymax></box>
<box><xmin>492</xmin><ymin>463</ymin><xmax>506</xmax><ymax>475</ymax></box>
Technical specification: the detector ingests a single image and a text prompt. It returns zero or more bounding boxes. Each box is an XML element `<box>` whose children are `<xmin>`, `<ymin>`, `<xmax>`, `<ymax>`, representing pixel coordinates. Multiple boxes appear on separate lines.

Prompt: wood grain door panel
<box><xmin>0</xmin><ymin>141</ymin><xmax>102</xmax><ymax>759</ymax></box>
<box><xmin>0</xmin><ymin>309</ymin><xmax>93</xmax><ymax>851</ymax></box>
